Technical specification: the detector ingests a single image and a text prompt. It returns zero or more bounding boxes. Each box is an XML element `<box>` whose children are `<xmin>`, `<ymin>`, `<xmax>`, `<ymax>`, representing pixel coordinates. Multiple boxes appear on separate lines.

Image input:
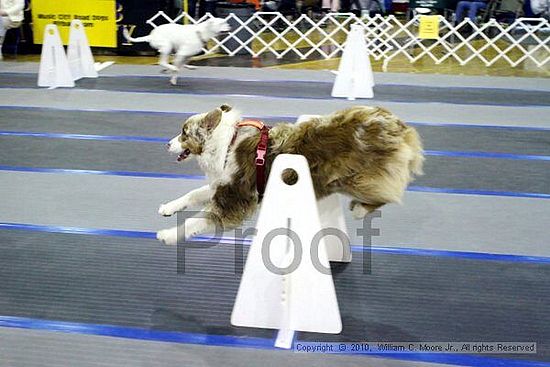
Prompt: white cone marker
<box><xmin>332</xmin><ymin>24</ymin><xmax>375</xmax><ymax>100</ymax></box>
<box><xmin>67</xmin><ymin>19</ymin><xmax>98</xmax><ymax>81</ymax></box>
<box><xmin>38</xmin><ymin>24</ymin><xmax>75</xmax><ymax>89</ymax></box>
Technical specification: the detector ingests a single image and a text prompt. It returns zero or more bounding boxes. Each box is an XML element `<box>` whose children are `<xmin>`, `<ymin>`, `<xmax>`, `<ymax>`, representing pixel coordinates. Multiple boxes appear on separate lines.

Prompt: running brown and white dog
<box><xmin>123</xmin><ymin>18</ymin><xmax>230</xmax><ymax>85</ymax></box>
<box><xmin>156</xmin><ymin>105</ymin><xmax>424</xmax><ymax>245</ymax></box>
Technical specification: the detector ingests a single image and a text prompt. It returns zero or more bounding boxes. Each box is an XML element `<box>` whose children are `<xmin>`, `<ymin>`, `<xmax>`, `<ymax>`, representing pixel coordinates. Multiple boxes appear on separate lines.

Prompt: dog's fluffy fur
<box><xmin>157</xmin><ymin>105</ymin><xmax>424</xmax><ymax>245</ymax></box>
<box><xmin>123</xmin><ymin>18</ymin><xmax>230</xmax><ymax>85</ymax></box>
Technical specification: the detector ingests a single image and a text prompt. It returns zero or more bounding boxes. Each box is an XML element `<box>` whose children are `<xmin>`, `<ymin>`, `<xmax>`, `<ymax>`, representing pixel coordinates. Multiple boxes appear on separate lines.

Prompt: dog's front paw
<box><xmin>170</xmin><ymin>75</ymin><xmax>178</xmax><ymax>86</ymax></box>
<box><xmin>158</xmin><ymin>203</ymin><xmax>177</xmax><ymax>217</ymax></box>
<box><xmin>156</xmin><ymin>228</ymin><xmax>178</xmax><ymax>246</ymax></box>
<box><xmin>158</xmin><ymin>200</ymin><xmax>189</xmax><ymax>216</ymax></box>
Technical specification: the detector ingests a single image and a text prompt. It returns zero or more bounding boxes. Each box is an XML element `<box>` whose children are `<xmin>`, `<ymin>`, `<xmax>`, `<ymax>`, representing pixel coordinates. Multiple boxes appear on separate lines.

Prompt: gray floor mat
<box><xmin>2</xmin><ymin>171</ymin><xmax>549</xmax><ymax>257</ymax></box>
<box><xmin>1</xmin><ymin>73</ymin><xmax>549</xmax><ymax>106</ymax></box>
<box><xmin>0</xmin><ymin>136</ymin><xmax>549</xmax><ymax>194</ymax></box>
<box><xmin>1</xmin><ymin>108</ymin><xmax>550</xmax><ymax>155</ymax></box>
<box><xmin>1</xmin><ymin>65</ymin><xmax>549</xmax><ymax>367</ymax></box>
<box><xmin>0</xmin><ymin>229</ymin><xmax>548</xmax><ymax>363</ymax></box>
<box><xmin>2</xmin><ymin>89</ymin><xmax>549</xmax><ymax>129</ymax></box>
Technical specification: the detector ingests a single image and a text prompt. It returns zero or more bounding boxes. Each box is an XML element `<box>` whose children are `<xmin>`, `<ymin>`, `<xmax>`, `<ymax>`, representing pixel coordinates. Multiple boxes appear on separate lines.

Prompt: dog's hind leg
<box><xmin>339</xmin><ymin>173</ymin><xmax>405</xmax><ymax>219</ymax></box>
<box><xmin>157</xmin><ymin>42</ymin><xmax>178</xmax><ymax>72</ymax></box>
<box><xmin>158</xmin><ymin>184</ymin><xmax>212</xmax><ymax>217</ymax></box>
<box><xmin>349</xmin><ymin>200</ymin><xmax>384</xmax><ymax>219</ymax></box>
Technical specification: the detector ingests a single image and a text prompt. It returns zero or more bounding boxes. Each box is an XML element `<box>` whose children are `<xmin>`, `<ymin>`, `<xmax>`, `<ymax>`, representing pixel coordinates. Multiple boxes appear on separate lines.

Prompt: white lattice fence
<box><xmin>146</xmin><ymin>11</ymin><xmax>550</xmax><ymax>69</ymax></box>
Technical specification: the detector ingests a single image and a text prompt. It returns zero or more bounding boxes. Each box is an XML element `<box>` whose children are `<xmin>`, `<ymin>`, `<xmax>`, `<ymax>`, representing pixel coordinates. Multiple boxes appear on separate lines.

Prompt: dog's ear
<box><xmin>202</xmin><ymin>108</ymin><xmax>222</xmax><ymax>130</ymax></box>
<box><xmin>220</xmin><ymin>104</ymin><xmax>232</xmax><ymax>112</ymax></box>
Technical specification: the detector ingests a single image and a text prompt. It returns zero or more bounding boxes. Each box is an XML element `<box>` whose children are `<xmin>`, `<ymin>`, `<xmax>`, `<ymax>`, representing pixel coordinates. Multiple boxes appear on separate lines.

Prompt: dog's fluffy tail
<box><xmin>404</xmin><ymin>126</ymin><xmax>424</xmax><ymax>176</ymax></box>
<box><xmin>123</xmin><ymin>27</ymin><xmax>151</xmax><ymax>43</ymax></box>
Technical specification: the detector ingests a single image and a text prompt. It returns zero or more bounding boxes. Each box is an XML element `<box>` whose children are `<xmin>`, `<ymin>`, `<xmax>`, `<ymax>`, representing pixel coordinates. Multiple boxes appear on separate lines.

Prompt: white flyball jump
<box><xmin>38</xmin><ymin>21</ymin><xmax>112</xmax><ymax>88</ymax></box>
<box><xmin>232</xmin><ymin>153</ymin><xmax>351</xmax><ymax>349</ymax></box>
<box><xmin>67</xmin><ymin>19</ymin><xmax>98</xmax><ymax>81</ymax></box>
<box><xmin>317</xmin><ymin>194</ymin><xmax>352</xmax><ymax>263</ymax></box>
<box><xmin>38</xmin><ymin>25</ymin><xmax>75</xmax><ymax>88</ymax></box>
<box><xmin>332</xmin><ymin>24</ymin><xmax>375</xmax><ymax>100</ymax></box>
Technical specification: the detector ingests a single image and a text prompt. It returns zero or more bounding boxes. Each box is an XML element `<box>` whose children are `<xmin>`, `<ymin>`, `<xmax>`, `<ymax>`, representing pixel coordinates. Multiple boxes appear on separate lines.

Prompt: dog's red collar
<box><xmin>229</xmin><ymin>119</ymin><xmax>271</xmax><ymax>200</ymax></box>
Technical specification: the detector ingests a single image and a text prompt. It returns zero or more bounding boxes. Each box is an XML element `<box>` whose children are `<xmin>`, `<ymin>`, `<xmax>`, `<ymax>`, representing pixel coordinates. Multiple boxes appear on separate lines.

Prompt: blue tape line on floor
<box><xmin>0</xmin><ymin>315</ymin><xmax>548</xmax><ymax>367</ymax></box>
<box><xmin>407</xmin><ymin>121</ymin><xmax>550</xmax><ymax>131</ymax></box>
<box><xmin>0</xmin><ymin>165</ymin><xmax>205</xmax><ymax>180</ymax></box>
<box><xmin>407</xmin><ymin>186</ymin><xmax>550</xmax><ymax>199</ymax></box>
<box><xmin>2</xmin><ymin>164</ymin><xmax>550</xmax><ymax>200</ymax></box>
<box><xmin>0</xmin><ymin>315</ymin><xmax>275</xmax><ymax>349</ymax></box>
<box><xmin>0</xmin><ymin>222</ymin><xmax>157</xmax><ymax>239</ymax></box>
<box><xmin>424</xmin><ymin>150</ymin><xmax>550</xmax><ymax>161</ymax></box>
<box><xmin>2</xmin><ymin>222</ymin><xmax>549</xmax><ymax>264</ymax></box>
<box><xmin>2</xmin><ymin>131</ymin><xmax>550</xmax><ymax>161</ymax></box>
<box><xmin>354</xmin><ymin>245</ymin><xmax>550</xmax><ymax>264</ymax></box>
<box><xmin>0</xmin><ymin>105</ymin><xmax>194</xmax><ymax>116</ymax></box>
<box><xmin>0</xmin><ymin>131</ymin><xmax>168</xmax><ymax>143</ymax></box>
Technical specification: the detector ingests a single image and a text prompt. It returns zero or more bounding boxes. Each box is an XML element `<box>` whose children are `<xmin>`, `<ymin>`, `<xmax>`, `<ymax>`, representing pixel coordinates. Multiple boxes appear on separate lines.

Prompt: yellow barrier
<box><xmin>32</xmin><ymin>0</ymin><xmax>117</xmax><ymax>47</ymax></box>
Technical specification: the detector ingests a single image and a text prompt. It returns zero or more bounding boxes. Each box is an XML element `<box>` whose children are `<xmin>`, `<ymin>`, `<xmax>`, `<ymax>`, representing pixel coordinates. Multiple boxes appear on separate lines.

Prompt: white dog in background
<box><xmin>123</xmin><ymin>18</ymin><xmax>230</xmax><ymax>85</ymax></box>
<box><xmin>0</xmin><ymin>0</ymin><xmax>25</xmax><ymax>60</ymax></box>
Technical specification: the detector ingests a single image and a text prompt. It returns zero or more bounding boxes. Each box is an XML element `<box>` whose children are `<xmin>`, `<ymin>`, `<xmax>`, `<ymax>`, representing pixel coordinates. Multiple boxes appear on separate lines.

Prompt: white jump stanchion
<box><xmin>38</xmin><ymin>25</ymin><xmax>75</xmax><ymax>89</ymax></box>
<box><xmin>231</xmin><ymin>154</ymin><xmax>342</xmax><ymax>349</ymax></box>
<box><xmin>296</xmin><ymin>115</ymin><xmax>351</xmax><ymax>263</ymax></box>
<box><xmin>95</xmin><ymin>61</ymin><xmax>116</xmax><ymax>72</ymax></box>
<box><xmin>332</xmin><ymin>24</ymin><xmax>374</xmax><ymax>100</ymax></box>
<box><xmin>317</xmin><ymin>195</ymin><xmax>352</xmax><ymax>262</ymax></box>
<box><xmin>295</xmin><ymin>115</ymin><xmax>319</xmax><ymax>123</ymax></box>
<box><xmin>67</xmin><ymin>19</ymin><xmax>98</xmax><ymax>81</ymax></box>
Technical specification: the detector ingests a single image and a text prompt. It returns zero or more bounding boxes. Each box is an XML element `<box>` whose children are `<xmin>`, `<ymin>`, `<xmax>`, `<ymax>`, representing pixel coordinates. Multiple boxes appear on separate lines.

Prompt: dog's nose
<box><xmin>166</xmin><ymin>143</ymin><xmax>170</xmax><ymax>150</ymax></box>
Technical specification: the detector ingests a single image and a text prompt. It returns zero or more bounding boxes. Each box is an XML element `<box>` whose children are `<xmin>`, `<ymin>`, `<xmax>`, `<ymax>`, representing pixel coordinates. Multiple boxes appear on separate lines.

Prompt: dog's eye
<box><xmin>178</xmin><ymin>129</ymin><xmax>187</xmax><ymax>143</ymax></box>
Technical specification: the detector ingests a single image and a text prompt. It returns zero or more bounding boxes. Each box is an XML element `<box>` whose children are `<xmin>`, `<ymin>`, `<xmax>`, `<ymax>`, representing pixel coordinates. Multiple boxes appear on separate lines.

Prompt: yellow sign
<box><xmin>418</xmin><ymin>15</ymin><xmax>440</xmax><ymax>40</ymax></box>
<box><xmin>32</xmin><ymin>0</ymin><xmax>117</xmax><ymax>47</ymax></box>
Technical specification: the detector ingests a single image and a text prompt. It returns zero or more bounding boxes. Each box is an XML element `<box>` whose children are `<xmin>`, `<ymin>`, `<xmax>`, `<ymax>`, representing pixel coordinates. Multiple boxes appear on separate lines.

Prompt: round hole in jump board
<box><xmin>281</xmin><ymin>168</ymin><xmax>299</xmax><ymax>186</ymax></box>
